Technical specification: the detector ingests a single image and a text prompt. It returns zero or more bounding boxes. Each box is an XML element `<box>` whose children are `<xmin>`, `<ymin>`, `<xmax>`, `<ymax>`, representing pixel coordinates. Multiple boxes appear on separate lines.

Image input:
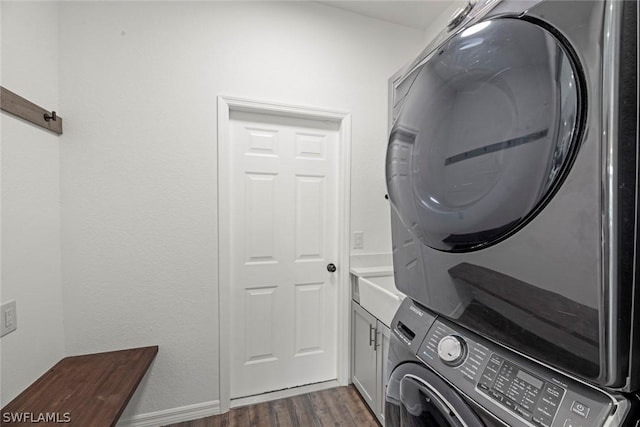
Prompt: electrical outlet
<box><xmin>353</xmin><ymin>231</ymin><xmax>364</xmax><ymax>249</ymax></box>
<box><xmin>1</xmin><ymin>300</ymin><xmax>17</xmax><ymax>337</ymax></box>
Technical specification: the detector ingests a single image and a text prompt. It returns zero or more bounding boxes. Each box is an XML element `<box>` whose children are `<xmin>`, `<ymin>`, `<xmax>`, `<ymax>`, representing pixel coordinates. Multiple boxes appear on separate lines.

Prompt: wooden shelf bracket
<box><xmin>1</xmin><ymin>86</ymin><xmax>63</xmax><ymax>135</ymax></box>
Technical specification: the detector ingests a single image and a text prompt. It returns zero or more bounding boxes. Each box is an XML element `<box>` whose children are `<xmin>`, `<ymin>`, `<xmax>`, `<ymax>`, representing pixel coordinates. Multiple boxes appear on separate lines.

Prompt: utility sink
<box><xmin>357</xmin><ymin>274</ymin><xmax>405</xmax><ymax>327</ymax></box>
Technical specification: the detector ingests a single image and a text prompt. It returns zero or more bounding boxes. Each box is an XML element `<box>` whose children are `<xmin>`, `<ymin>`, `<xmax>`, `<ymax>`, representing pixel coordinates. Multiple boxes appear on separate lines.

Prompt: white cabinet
<box><xmin>376</xmin><ymin>320</ymin><xmax>391</xmax><ymax>426</ymax></box>
<box><xmin>351</xmin><ymin>301</ymin><xmax>391</xmax><ymax>425</ymax></box>
<box><xmin>352</xmin><ymin>302</ymin><xmax>377</xmax><ymax>409</ymax></box>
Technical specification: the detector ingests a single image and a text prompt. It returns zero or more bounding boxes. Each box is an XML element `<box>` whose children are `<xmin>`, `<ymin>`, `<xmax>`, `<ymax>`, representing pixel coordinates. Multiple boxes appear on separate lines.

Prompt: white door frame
<box><xmin>217</xmin><ymin>96</ymin><xmax>352</xmax><ymax>412</ymax></box>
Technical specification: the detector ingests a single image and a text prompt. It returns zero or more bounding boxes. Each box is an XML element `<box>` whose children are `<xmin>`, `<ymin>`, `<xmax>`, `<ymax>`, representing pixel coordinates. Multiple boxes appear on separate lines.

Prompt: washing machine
<box><xmin>386</xmin><ymin>0</ymin><xmax>638</xmax><ymax>396</ymax></box>
<box><xmin>385</xmin><ymin>298</ymin><xmax>639</xmax><ymax>426</ymax></box>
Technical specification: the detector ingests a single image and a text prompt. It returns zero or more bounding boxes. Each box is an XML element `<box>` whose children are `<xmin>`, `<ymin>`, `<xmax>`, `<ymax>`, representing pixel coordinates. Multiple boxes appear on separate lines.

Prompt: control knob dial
<box><xmin>437</xmin><ymin>335</ymin><xmax>466</xmax><ymax>365</ymax></box>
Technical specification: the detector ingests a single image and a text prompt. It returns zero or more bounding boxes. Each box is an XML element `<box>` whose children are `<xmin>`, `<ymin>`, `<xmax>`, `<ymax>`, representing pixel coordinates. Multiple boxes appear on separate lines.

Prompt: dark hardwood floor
<box><xmin>163</xmin><ymin>385</ymin><xmax>380</xmax><ymax>427</ymax></box>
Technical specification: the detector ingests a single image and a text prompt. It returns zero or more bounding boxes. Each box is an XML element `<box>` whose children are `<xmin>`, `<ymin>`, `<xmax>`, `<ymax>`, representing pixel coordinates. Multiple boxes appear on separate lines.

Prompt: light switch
<box><xmin>1</xmin><ymin>300</ymin><xmax>17</xmax><ymax>337</ymax></box>
<box><xmin>353</xmin><ymin>231</ymin><xmax>364</xmax><ymax>249</ymax></box>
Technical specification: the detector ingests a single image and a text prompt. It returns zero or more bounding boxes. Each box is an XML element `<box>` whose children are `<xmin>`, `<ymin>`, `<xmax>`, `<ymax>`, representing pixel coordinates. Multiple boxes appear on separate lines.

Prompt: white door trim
<box><xmin>217</xmin><ymin>96</ymin><xmax>352</xmax><ymax>413</ymax></box>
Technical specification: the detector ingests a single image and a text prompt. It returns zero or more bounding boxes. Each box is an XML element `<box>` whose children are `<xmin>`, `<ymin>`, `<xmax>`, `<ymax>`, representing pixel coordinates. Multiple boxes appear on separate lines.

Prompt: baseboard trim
<box><xmin>230</xmin><ymin>379</ymin><xmax>340</xmax><ymax>408</ymax></box>
<box><xmin>117</xmin><ymin>381</ymin><xmax>340</xmax><ymax>425</ymax></box>
<box><xmin>117</xmin><ymin>400</ymin><xmax>221</xmax><ymax>427</ymax></box>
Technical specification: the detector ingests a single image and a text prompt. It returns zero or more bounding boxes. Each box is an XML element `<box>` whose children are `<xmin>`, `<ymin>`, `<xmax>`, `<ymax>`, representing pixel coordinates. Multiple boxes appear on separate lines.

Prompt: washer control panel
<box><xmin>477</xmin><ymin>354</ymin><xmax>564</xmax><ymax>426</ymax></box>
<box><xmin>416</xmin><ymin>318</ymin><xmax>617</xmax><ymax>427</ymax></box>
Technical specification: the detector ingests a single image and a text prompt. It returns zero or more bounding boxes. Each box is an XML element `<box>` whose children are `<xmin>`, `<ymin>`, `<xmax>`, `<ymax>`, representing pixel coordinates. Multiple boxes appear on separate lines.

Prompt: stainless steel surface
<box><xmin>602</xmin><ymin>0</ymin><xmax>623</xmax><ymax>391</ymax></box>
<box><xmin>385</xmin><ymin>0</ymin><xmax>636</xmax><ymax>388</ymax></box>
<box><xmin>601</xmin><ymin>396</ymin><xmax>630</xmax><ymax>427</ymax></box>
<box><xmin>390</xmin><ymin>0</ymin><xmax>502</xmax><ymax>104</ymax></box>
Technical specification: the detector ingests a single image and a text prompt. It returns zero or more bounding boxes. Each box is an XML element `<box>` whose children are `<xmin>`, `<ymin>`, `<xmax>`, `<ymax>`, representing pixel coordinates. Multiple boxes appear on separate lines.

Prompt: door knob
<box><xmin>327</xmin><ymin>263</ymin><xmax>337</xmax><ymax>273</ymax></box>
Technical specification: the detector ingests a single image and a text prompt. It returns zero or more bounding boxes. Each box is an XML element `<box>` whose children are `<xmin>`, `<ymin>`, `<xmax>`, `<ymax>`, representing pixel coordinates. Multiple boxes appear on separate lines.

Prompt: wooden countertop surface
<box><xmin>1</xmin><ymin>346</ymin><xmax>158</xmax><ymax>426</ymax></box>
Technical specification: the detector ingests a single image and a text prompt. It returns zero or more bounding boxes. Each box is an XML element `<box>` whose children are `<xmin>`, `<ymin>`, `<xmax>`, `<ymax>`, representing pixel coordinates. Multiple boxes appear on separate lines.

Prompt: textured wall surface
<box><xmin>1</xmin><ymin>1</ymin><xmax>66</xmax><ymax>406</ymax></box>
<box><xmin>58</xmin><ymin>1</ymin><xmax>424</xmax><ymax>417</ymax></box>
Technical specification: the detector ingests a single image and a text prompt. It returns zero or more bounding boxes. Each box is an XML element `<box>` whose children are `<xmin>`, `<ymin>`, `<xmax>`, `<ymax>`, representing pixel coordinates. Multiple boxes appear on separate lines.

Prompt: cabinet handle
<box><xmin>369</xmin><ymin>324</ymin><xmax>375</xmax><ymax>346</ymax></box>
<box><xmin>375</xmin><ymin>330</ymin><xmax>381</xmax><ymax>350</ymax></box>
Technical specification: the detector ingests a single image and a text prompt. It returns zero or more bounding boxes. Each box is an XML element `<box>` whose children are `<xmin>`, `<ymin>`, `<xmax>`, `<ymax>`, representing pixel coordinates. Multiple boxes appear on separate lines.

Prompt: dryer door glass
<box><xmin>386</xmin><ymin>363</ymin><xmax>486</xmax><ymax>427</ymax></box>
<box><xmin>398</xmin><ymin>377</ymin><xmax>462</xmax><ymax>426</ymax></box>
<box><xmin>387</xmin><ymin>18</ymin><xmax>582</xmax><ymax>252</ymax></box>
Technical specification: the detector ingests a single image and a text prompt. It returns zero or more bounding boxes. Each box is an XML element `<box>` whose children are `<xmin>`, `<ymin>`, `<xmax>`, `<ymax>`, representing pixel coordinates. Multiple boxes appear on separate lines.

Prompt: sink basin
<box><xmin>358</xmin><ymin>274</ymin><xmax>405</xmax><ymax>327</ymax></box>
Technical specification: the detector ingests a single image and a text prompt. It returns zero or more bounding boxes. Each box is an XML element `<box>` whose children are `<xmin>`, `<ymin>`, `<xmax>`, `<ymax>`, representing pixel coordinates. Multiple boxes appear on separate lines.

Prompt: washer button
<box><xmin>532</xmin><ymin>416</ymin><xmax>552</xmax><ymax>427</ymax></box>
<box><xmin>514</xmin><ymin>405</ymin><xmax>532</xmax><ymax>420</ymax></box>
<box><xmin>489</xmin><ymin>390</ymin><xmax>504</xmax><ymax>402</ymax></box>
<box><xmin>570</xmin><ymin>401</ymin><xmax>590</xmax><ymax>418</ymax></box>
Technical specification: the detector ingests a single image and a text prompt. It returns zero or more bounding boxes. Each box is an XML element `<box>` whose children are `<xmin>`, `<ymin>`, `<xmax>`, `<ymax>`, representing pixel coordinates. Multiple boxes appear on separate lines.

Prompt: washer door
<box><xmin>387</xmin><ymin>17</ymin><xmax>583</xmax><ymax>252</ymax></box>
<box><xmin>386</xmin><ymin>363</ymin><xmax>485</xmax><ymax>427</ymax></box>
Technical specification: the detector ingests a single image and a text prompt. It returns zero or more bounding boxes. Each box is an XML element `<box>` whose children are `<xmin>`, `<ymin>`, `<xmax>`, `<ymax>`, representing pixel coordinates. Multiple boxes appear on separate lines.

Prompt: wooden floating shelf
<box><xmin>1</xmin><ymin>346</ymin><xmax>158</xmax><ymax>427</ymax></box>
<box><xmin>1</xmin><ymin>86</ymin><xmax>63</xmax><ymax>135</ymax></box>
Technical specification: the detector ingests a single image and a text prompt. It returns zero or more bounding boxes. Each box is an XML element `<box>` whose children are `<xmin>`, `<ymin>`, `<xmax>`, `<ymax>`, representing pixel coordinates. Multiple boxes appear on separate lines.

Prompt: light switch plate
<box><xmin>1</xmin><ymin>300</ymin><xmax>17</xmax><ymax>337</ymax></box>
<box><xmin>353</xmin><ymin>231</ymin><xmax>364</xmax><ymax>249</ymax></box>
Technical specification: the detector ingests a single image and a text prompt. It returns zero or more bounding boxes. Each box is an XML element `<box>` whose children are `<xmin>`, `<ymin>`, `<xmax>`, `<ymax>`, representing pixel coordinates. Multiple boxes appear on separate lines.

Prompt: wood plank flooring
<box><xmin>164</xmin><ymin>386</ymin><xmax>380</xmax><ymax>427</ymax></box>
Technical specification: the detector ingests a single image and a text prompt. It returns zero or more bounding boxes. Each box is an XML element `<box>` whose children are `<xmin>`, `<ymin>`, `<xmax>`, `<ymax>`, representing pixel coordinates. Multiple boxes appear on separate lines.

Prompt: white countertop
<box><xmin>349</xmin><ymin>265</ymin><xmax>394</xmax><ymax>277</ymax></box>
<box><xmin>350</xmin><ymin>264</ymin><xmax>403</xmax><ymax>327</ymax></box>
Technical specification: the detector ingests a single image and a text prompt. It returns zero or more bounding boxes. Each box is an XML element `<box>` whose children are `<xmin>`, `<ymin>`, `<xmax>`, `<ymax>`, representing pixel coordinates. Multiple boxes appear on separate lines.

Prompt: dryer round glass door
<box><xmin>387</xmin><ymin>18</ymin><xmax>584</xmax><ymax>252</ymax></box>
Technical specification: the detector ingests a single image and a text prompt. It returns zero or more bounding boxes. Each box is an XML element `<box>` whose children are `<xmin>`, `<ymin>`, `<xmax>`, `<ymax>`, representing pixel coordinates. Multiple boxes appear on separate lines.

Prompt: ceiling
<box><xmin>316</xmin><ymin>1</ymin><xmax>456</xmax><ymax>30</ymax></box>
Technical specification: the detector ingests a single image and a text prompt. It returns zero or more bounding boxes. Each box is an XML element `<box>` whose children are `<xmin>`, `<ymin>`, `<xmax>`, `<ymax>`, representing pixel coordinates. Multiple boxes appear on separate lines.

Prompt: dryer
<box><xmin>387</xmin><ymin>0</ymin><xmax>638</xmax><ymax>391</ymax></box>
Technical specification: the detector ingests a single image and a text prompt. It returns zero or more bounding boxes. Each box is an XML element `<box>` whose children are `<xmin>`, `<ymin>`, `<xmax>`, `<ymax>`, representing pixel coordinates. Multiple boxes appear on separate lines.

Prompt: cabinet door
<box><xmin>351</xmin><ymin>302</ymin><xmax>378</xmax><ymax>411</ymax></box>
<box><xmin>376</xmin><ymin>321</ymin><xmax>391</xmax><ymax>425</ymax></box>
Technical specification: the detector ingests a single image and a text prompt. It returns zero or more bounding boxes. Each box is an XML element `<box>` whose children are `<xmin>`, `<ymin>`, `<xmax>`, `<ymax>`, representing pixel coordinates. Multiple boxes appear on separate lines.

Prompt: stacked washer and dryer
<box><xmin>384</xmin><ymin>0</ymin><xmax>638</xmax><ymax>426</ymax></box>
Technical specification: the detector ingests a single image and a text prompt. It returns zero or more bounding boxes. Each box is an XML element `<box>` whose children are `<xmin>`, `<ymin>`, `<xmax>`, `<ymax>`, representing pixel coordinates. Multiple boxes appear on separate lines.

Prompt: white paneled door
<box><xmin>229</xmin><ymin>111</ymin><xmax>340</xmax><ymax>399</ymax></box>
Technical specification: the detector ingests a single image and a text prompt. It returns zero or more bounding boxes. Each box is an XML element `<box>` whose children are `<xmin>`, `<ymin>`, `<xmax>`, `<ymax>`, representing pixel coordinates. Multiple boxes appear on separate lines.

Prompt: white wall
<box><xmin>0</xmin><ymin>1</ymin><xmax>66</xmax><ymax>406</ymax></box>
<box><xmin>58</xmin><ymin>1</ymin><xmax>423</xmax><ymax>418</ymax></box>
